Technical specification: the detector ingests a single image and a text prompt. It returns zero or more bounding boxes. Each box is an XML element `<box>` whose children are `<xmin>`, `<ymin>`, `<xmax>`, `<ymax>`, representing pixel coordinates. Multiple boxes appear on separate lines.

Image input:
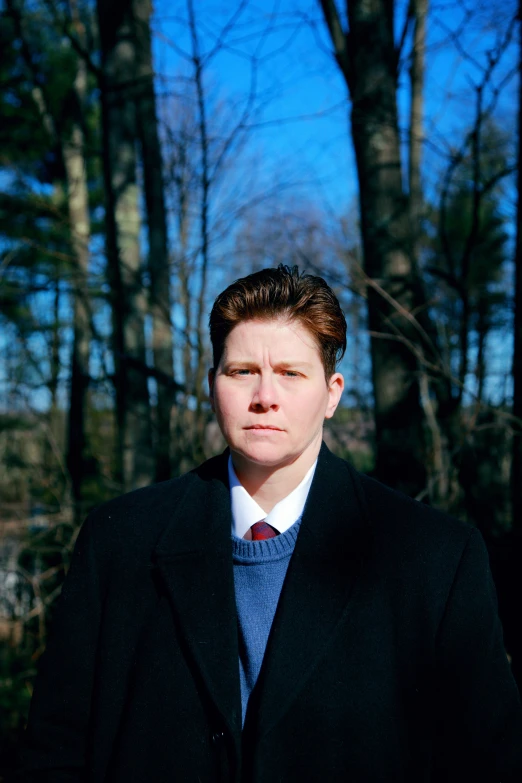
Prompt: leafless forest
<box><xmin>1</xmin><ymin>0</ymin><xmax>521</xmax><ymax>774</ymax></box>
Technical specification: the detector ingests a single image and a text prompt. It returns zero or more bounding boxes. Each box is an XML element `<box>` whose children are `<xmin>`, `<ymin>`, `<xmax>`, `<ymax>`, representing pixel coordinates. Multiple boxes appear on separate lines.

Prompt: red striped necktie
<box><xmin>250</xmin><ymin>520</ymin><xmax>278</xmax><ymax>540</ymax></box>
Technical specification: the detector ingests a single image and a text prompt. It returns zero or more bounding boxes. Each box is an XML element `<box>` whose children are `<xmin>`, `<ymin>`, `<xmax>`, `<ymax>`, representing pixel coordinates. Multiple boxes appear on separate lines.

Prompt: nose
<box><xmin>251</xmin><ymin>372</ymin><xmax>279</xmax><ymax>411</ymax></box>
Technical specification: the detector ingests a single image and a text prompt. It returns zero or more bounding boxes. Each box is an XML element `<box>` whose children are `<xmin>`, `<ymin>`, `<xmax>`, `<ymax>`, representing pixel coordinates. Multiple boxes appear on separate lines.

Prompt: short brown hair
<box><xmin>209</xmin><ymin>265</ymin><xmax>346</xmax><ymax>378</ymax></box>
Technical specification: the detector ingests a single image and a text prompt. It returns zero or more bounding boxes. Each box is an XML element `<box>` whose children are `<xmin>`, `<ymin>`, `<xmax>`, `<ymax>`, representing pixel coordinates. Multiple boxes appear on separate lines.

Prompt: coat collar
<box><xmin>152</xmin><ymin>443</ymin><xmax>372</xmax><ymax>744</ymax></box>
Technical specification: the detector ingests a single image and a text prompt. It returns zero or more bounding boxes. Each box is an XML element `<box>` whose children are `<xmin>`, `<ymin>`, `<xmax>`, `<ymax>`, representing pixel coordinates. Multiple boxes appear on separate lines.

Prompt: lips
<box><xmin>246</xmin><ymin>425</ymin><xmax>283</xmax><ymax>431</ymax></box>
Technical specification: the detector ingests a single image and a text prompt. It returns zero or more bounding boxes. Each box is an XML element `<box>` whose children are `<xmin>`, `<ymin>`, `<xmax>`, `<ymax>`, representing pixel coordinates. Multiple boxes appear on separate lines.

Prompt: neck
<box><xmin>231</xmin><ymin>439</ymin><xmax>321</xmax><ymax>513</ymax></box>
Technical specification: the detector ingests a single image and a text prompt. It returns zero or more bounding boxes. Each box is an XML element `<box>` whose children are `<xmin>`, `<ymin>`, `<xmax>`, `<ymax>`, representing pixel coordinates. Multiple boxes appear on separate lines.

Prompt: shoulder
<box><xmin>83</xmin><ymin>452</ymin><xmax>226</xmax><ymax>558</ymax></box>
<box><xmin>319</xmin><ymin>442</ymin><xmax>481</xmax><ymax>582</ymax></box>
<box><xmin>358</xmin><ymin>470</ymin><xmax>472</xmax><ymax>541</ymax></box>
<box><xmin>331</xmin><ymin>460</ymin><xmax>496</xmax><ymax>639</ymax></box>
<box><xmin>354</xmin><ymin>467</ymin><xmax>482</xmax><ymax>582</ymax></box>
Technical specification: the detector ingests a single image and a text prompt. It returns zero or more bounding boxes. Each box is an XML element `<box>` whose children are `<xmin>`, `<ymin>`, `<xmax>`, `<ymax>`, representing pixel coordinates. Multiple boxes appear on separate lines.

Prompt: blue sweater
<box><xmin>232</xmin><ymin>519</ymin><xmax>302</xmax><ymax>725</ymax></box>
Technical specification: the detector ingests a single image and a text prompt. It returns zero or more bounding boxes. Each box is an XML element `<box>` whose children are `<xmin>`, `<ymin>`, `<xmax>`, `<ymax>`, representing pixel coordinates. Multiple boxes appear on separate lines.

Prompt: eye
<box><xmin>282</xmin><ymin>370</ymin><xmax>299</xmax><ymax>377</ymax></box>
<box><xmin>232</xmin><ymin>368</ymin><xmax>253</xmax><ymax>375</ymax></box>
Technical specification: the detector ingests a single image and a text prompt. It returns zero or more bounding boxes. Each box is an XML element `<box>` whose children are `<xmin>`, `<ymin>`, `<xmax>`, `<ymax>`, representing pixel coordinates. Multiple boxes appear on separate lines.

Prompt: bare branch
<box><xmin>397</xmin><ymin>0</ymin><xmax>414</xmax><ymax>66</ymax></box>
<box><xmin>204</xmin><ymin>0</ymin><xmax>250</xmax><ymax>64</ymax></box>
<box><xmin>317</xmin><ymin>0</ymin><xmax>352</xmax><ymax>88</ymax></box>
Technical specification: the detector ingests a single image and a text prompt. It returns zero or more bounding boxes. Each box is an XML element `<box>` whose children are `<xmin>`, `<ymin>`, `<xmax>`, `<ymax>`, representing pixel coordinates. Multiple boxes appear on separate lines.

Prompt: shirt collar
<box><xmin>228</xmin><ymin>455</ymin><xmax>317</xmax><ymax>539</ymax></box>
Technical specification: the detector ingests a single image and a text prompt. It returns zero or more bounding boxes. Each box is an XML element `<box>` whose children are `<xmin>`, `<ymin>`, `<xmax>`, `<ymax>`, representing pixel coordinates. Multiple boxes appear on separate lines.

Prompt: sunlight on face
<box><xmin>209</xmin><ymin>318</ymin><xmax>344</xmax><ymax>477</ymax></box>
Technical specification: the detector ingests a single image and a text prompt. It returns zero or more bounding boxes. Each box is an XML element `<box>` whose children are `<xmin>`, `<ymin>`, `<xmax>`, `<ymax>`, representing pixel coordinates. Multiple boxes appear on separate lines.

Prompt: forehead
<box><xmin>222</xmin><ymin>317</ymin><xmax>321</xmax><ymax>358</ymax></box>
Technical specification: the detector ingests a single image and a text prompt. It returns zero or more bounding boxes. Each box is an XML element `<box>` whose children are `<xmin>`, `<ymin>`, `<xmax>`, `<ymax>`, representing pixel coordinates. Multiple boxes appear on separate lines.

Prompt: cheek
<box><xmin>293</xmin><ymin>392</ymin><xmax>328</xmax><ymax>420</ymax></box>
<box><xmin>214</xmin><ymin>390</ymin><xmax>239</xmax><ymax>426</ymax></box>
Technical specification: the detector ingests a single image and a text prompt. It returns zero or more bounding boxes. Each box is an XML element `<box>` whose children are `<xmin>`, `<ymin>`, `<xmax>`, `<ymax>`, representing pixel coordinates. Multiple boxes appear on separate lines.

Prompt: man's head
<box><xmin>209</xmin><ymin>265</ymin><xmax>346</xmax><ymax>380</ymax></box>
<box><xmin>208</xmin><ymin>265</ymin><xmax>346</xmax><ymax>479</ymax></box>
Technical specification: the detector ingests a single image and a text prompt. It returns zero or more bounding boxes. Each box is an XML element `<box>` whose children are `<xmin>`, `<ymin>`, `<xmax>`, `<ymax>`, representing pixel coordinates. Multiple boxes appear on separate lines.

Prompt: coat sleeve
<box><xmin>433</xmin><ymin>527</ymin><xmax>522</xmax><ymax>781</ymax></box>
<box><xmin>20</xmin><ymin>512</ymin><xmax>103</xmax><ymax>782</ymax></box>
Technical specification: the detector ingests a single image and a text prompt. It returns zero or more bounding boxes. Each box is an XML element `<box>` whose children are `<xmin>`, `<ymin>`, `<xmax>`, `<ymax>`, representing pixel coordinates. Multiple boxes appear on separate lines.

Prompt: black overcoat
<box><xmin>22</xmin><ymin>444</ymin><xmax>522</xmax><ymax>782</ymax></box>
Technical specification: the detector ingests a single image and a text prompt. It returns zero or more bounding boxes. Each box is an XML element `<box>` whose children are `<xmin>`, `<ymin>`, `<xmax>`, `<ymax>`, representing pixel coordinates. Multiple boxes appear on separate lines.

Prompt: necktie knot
<box><xmin>250</xmin><ymin>520</ymin><xmax>278</xmax><ymax>541</ymax></box>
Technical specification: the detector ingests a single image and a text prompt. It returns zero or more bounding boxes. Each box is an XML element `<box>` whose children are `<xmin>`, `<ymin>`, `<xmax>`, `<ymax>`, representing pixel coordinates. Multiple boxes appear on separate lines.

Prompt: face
<box><xmin>209</xmin><ymin>318</ymin><xmax>344</xmax><ymax>476</ymax></box>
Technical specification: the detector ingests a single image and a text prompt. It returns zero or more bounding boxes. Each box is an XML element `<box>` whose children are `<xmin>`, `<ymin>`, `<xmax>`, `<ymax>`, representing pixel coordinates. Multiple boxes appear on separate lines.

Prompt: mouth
<box><xmin>245</xmin><ymin>425</ymin><xmax>283</xmax><ymax>431</ymax></box>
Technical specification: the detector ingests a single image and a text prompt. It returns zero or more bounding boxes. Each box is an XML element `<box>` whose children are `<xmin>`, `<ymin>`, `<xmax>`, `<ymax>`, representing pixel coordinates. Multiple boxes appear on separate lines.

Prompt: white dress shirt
<box><xmin>228</xmin><ymin>455</ymin><xmax>317</xmax><ymax>539</ymax></box>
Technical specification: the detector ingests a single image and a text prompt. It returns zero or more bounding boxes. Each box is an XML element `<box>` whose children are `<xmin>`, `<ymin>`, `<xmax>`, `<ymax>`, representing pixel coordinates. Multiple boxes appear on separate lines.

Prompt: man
<box><xmin>23</xmin><ymin>265</ymin><xmax>522</xmax><ymax>781</ymax></box>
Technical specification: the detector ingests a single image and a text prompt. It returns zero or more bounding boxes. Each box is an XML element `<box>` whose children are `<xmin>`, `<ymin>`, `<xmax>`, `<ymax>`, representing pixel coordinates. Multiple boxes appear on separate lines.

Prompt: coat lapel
<box><xmin>252</xmin><ymin>442</ymin><xmax>373</xmax><ymax>739</ymax></box>
<box><xmin>151</xmin><ymin>445</ymin><xmax>372</xmax><ymax>745</ymax></box>
<box><xmin>152</xmin><ymin>453</ymin><xmax>242</xmax><ymax>739</ymax></box>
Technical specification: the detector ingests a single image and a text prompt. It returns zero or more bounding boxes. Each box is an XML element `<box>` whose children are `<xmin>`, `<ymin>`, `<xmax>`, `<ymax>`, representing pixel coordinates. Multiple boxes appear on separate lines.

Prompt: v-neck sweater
<box><xmin>232</xmin><ymin>518</ymin><xmax>302</xmax><ymax>726</ymax></box>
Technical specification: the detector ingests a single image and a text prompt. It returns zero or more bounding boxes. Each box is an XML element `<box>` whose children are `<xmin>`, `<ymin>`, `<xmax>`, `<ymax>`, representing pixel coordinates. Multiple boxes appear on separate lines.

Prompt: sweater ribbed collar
<box><xmin>231</xmin><ymin>517</ymin><xmax>302</xmax><ymax>563</ymax></box>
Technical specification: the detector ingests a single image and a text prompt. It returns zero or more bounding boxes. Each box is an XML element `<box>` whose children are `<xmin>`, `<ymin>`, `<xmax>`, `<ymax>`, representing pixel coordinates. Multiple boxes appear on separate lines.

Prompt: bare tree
<box><xmin>319</xmin><ymin>0</ymin><xmax>432</xmax><ymax>495</ymax></box>
<box><xmin>512</xmin><ymin>0</ymin><xmax>522</xmax><ymax>535</ymax></box>
<box><xmin>427</xmin><ymin>17</ymin><xmax>517</xmax><ymax>508</ymax></box>
<box><xmin>408</xmin><ymin>0</ymin><xmax>428</xmax><ymax>262</ymax></box>
<box><xmin>64</xmin><ymin>2</ymin><xmax>92</xmax><ymax>518</ymax></box>
<box><xmin>186</xmin><ymin>0</ymin><xmax>212</xmax><ymax>466</ymax></box>
<box><xmin>5</xmin><ymin>0</ymin><xmax>92</xmax><ymax>516</ymax></box>
<box><xmin>132</xmin><ymin>0</ymin><xmax>175</xmax><ymax>482</ymax></box>
<box><xmin>161</xmin><ymin>0</ymin><xmax>291</xmax><ymax>469</ymax></box>
<box><xmin>97</xmin><ymin>0</ymin><xmax>153</xmax><ymax>490</ymax></box>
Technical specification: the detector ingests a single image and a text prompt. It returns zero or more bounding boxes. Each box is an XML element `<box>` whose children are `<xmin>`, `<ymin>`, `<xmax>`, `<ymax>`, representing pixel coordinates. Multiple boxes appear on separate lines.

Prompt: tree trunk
<box><xmin>188</xmin><ymin>0</ymin><xmax>212</xmax><ymax>467</ymax></box>
<box><xmin>97</xmin><ymin>0</ymin><xmax>153</xmax><ymax>490</ymax></box>
<box><xmin>50</xmin><ymin>276</ymin><xmax>61</xmax><ymax>415</ymax></box>
<box><xmin>475</xmin><ymin>296</ymin><xmax>488</xmax><ymax>404</ymax></box>
<box><xmin>44</xmin><ymin>275</ymin><xmax>62</xmax><ymax>491</ymax></box>
<box><xmin>64</xmin><ymin>13</ymin><xmax>91</xmax><ymax>519</ymax></box>
<box><xmin>64</xmin><ymin>121</ymin><xmax>91</xmax><ymax>516</ymax></box>
<box><xmin>408</xmin><ymin>0</ymin><xmax>427</xmax><ymax>262</ymax></box>
<box><xmin>132</xmin><ymin>0</ymin><xmax>175</xmax><ymax>482</ymax></box>
<box><xmin>512</xmin><ymin>0</ymin><xmax>522</xmax><ymax>536</ymax></box>
<box><xmin>173</xmin><ymin>135</ymin><xmax>198</xmax><ymax>473</ymax></box>
<box><xmin>320</xmin><ymin>0</ymin><xmax>429</xmax><ymax>495</ymax></box>
<box><xmin>6</xmin><ymin>0</ymin><xmax>92</xmax><ymax>512</ymax></box>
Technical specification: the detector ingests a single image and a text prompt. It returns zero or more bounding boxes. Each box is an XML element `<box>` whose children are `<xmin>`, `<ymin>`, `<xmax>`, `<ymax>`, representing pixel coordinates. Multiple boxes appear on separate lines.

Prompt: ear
<box><xmin>208</xmin><ymin>368</ymin><xmax>215</xmax><ymax>412</ymax></box>
<box><xmin>325</xmin><ymin>372</ymin><xmax>344</xmax><ymax>419</ymax></box>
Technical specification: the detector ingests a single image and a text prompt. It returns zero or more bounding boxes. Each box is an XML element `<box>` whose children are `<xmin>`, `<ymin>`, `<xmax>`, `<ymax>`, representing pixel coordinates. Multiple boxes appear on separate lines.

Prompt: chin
<box><xmin>237</xmin><ymin>446</ymin><xmax>299</xmax><ymax>470</ymax></box>
<box><xmin>231</xmin><ymin>442</ymin><xmax>286</xmax><ymax>465</ymax></box>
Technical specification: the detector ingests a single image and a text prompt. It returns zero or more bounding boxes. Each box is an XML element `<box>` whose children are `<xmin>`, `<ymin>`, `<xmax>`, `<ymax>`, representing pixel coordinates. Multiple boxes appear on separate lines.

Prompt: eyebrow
<box><xmin>222</xmin><ymin>360</ymin><xmax>313</xmax><ymax>371</ymax></box>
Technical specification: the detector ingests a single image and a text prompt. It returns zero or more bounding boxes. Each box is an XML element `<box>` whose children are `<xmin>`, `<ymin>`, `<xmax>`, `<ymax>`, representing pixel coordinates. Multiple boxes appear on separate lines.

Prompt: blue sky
<box><xmin>153</xmin><ymin>0</ymin><xmax>518</xmax><ymax>216</ymax></box>
<box><xmin>1</xmin><ymin>0</ymin><xmax>517</xmax><ymax>411</ymax></box>
<box><xmin>150</xmin><ymin>0</ymin><xmax>518</xmax><ymax>405</ymax></box>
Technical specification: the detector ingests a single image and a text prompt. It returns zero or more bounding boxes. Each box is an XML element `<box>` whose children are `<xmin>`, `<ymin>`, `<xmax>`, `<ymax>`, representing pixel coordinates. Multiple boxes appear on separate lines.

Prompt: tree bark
<box><xmin>320</xmin><ymin>0</ymin><xmax>429</xmax><ymax>495</ymax></box>
<box><xmin>165</xmin><ymin>110</ymin><xmax>199</xmax><ymax>472</ymax></box>
<box><xmin>132</xmin><ymin>0</ymin><xmax>175</xmax><ymax>482</ymax></box>
<box><xmin>97</xmin><ymin>0</ymin><xmax>153</xmax><ymax>491</ymax></box>
<box><xmin>408</xmin><ymin>0</ymin><xmax>427</xmax><ymax>262</ymax></box>
<box><xmin>64</xmin><ymin>115</ymin><xmax>91</xmax><ymax>514</ymax></box>
<box><xmin>475</xmin><ymin>295</ymin><xmax>488</xmax><ymax>404</ymax></box>
<box><xmin>188</xmin><ymin>0</ymin><xmax>212</xmax><ymax>467</ymax></box>
<box><xmin>512</xmin><ymin>0</ymin><xmax>522</xmax><ymax>536</ymax></box>
<box><xmin>64</xmin><ymin>10</ymin><xmax>91</xmax><ymax>518</ymax></box>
